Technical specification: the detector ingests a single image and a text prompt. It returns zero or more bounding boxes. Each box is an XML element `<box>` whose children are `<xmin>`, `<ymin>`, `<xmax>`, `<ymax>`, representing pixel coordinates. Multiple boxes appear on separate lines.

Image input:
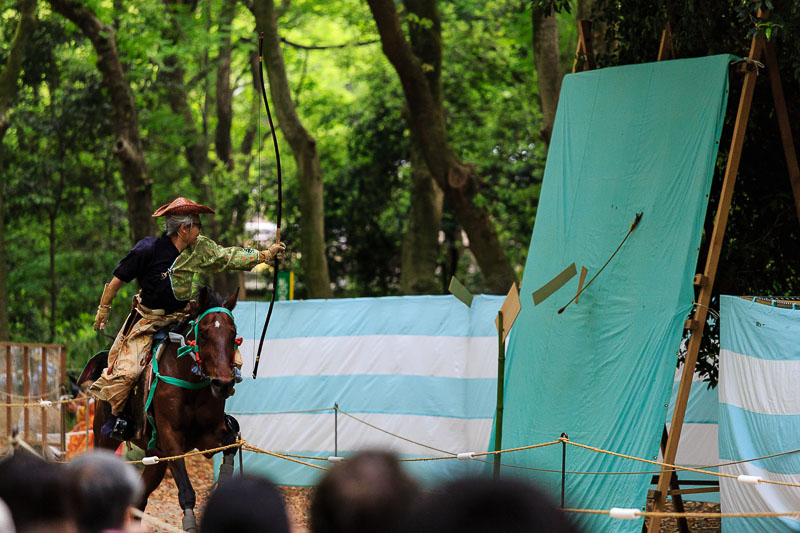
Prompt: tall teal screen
<box><xmin>499</xmin><ymin>55</ymin><xmax>733</xmax><ymax>531</ymax></box>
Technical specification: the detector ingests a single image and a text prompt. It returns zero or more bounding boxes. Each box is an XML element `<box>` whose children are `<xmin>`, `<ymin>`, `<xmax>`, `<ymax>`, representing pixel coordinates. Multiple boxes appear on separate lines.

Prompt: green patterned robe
<box><xmin>169</xmin><ymin>235</ymin><xmax>260</xmax><ymax>300</ymax></box>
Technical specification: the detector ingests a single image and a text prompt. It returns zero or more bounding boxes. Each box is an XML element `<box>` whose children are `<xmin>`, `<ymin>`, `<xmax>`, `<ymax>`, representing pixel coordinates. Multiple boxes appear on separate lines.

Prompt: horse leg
<box><xmin>217</xmin><ymin>414</ymin><xmax>240</xmax><ymax>484</ymax></box>
<box><xmin>139</xmin><ymin>460</ymin><xmax>168</xmax><ymax>510</ymax></box>
<box><xmin>169</xmin><ymin>458</ymin><xmax>198</xmax><ymax>532</ymax></box>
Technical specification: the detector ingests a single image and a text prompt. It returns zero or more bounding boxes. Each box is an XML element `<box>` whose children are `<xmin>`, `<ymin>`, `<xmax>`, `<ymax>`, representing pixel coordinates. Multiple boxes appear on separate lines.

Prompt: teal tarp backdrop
<box><xmin>497</xmin><ymin>55</ymin><xmax>733</xmax><ymax>531</ymax></box>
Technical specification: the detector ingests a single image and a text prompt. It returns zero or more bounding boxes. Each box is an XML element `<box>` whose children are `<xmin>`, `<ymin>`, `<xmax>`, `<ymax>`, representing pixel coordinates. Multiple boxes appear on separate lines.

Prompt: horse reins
<box><xmin>177</xmin><ymin>306</ymin><xmax>243</xmax><ymax>379</ymax></box>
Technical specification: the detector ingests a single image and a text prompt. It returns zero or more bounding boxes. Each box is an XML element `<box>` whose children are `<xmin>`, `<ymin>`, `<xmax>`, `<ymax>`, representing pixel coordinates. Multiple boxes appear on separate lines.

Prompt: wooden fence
<box><xmin>1</xmin><ymin>343</ymin><xmax>72</xmax><ymax>456</ymax></box>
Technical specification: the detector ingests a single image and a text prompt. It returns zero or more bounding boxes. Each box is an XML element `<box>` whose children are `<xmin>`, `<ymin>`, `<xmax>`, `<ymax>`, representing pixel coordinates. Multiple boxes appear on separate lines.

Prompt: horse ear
<box><xmin>198</xmin><ymin>286</ymin><xmax>210</xmax><ymax>310</ymax></box>
<box><xmin>224</xmin><ymin>288</ymin><xmax>239</xmax><ymax>311</ymax></box>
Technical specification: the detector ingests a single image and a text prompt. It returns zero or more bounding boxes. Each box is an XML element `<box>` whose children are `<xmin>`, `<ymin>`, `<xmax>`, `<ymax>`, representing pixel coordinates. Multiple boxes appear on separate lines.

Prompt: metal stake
<box><xmin>334</xmin><ymin>402</ymin><xmax>339</xmax><ymax>457</ymax></box>
<box><xmin>239</xmin><ymin>433</ymin><xmax>244</xmax><ymax>475</ymax></box>
<box><xmin>561</xmin><ymin>432</ymin><xmax>568</xmax><ymax>508</ymax></box>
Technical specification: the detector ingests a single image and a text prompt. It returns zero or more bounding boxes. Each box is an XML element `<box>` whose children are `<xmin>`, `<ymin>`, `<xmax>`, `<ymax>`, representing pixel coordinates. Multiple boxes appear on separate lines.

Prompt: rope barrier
<box><xmin>711</xmin><ymin>447</ymin><xmax>800</xmax><ymax>470</ymax></box>
<box><xmin>227</xmin><ymin>407</ymin><xmax>334</xmax><ymax>415</ymax></box>
<box><xmin>563</xmin><ymin>438</ymin><xmax>800</xmax><ymax>489</ymax></box>
<box><xmin>564</xmin><ymin>508</ymin><xmax>800</xmax><ymax>519</ymax></box>
<box><xmin>281</xmin><ymin>452</ymin><xmax>332</xmax><ymax>461</ymax></box>
<box><xmin>125</xmin><ymin>440</ymin><xmax>245</xmax><ymax>465</ymax></box>
<box><xmin>335</xmin><ymin>408</ymin><xmax>454</xmax><ymax>455</ymax></box>
<box><xmin>0</xmin><ymin>389</ymin><xmax>63</xmax><ymax>400</ymax></box>
<box><xmin>242</xmin><ymin>443</ymin><xmax>328</xmax><ymax>471</ymax></box>
<box><xmin>0</xmin><ymin>396</ymin><xmax>87</xmax><ymax>408</ymax></box>
<box><xmin>472</xmin><ymin>455</ymin><xmax>682</xmax><ymax>476</ymax></box>
<box><xmin>474</xmin><ymin>439</ymin><xmax>563</xmax><ymax>458</ymax></box>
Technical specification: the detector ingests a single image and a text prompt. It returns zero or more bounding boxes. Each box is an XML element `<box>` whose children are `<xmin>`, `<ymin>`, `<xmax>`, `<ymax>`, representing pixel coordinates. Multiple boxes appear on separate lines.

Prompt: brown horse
<box><xmin>92</xmin><ymin>287</ymin><xmax>242</xmax><ymax>532</ymax></box>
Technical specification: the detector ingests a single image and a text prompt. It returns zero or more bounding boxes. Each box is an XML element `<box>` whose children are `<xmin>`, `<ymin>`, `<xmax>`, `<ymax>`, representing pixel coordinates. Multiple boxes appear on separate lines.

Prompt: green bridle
<box><xmin>177</xmin><ymin>306</ymin><xmax>240</xmax><ymax>372</ymax></box>
<box><xmin>145</xmin><ymin>306</ymin><xmax>239</xmax><ymax>450</ymax></box>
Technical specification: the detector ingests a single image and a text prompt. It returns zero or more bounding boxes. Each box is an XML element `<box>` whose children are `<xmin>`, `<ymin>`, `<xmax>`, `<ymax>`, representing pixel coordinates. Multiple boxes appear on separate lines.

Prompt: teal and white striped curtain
<box><xmin>719</xmin><ymin>295</ymin><xmax>800</xmax><ymax>531</ymax></box>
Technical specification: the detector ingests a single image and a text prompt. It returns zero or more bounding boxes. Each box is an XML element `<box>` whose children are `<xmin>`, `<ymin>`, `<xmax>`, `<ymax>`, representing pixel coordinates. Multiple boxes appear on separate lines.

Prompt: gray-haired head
<box><xmin>164</xmin><ymin>214</ymin><xmax>195</xmax><ymax>236</ymax></box>
<box><xmin>68</xmin><ymin>449</ymin><xmax>144</xmax><ymax>533</ymax></box>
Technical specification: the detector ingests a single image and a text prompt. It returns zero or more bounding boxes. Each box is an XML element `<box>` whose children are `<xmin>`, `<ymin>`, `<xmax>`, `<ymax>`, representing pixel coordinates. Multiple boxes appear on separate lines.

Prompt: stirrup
<box><xmin>109</xmin><ymin>416</ymin><xmax>133</xmax><ymax>441</ymax></box>
<box><xmin>232</xmin><ymin>367</ymin><xmax>243</xmax><ymax>383</ymax></box>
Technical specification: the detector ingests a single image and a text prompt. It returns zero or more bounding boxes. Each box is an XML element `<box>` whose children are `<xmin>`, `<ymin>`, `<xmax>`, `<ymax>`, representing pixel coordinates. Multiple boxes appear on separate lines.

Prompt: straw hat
<box><xmin>152</xmin><ymin>197</ymin><xmax>215</xmax><ymax>217</ymax></box>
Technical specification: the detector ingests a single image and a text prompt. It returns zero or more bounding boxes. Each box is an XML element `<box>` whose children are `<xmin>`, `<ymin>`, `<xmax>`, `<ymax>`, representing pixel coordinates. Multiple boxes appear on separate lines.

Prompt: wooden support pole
<box><xmin>41</xmin><ymin>348</ymin><xmax>47</xmax><ymax>450</ymax></box>
<box><xmin>648</xmin><ymin>32</ymin><xmax>765</xmax><ymax>533</ymax></box>
<box><xmin>572</xmin><ymin>20</ymin><xmax>594</xmax><ymax>73</ymax></box>
<box><xmin>657</xmin><ymin>22</ymin><xmax>676</xmax><ymax>61</ymax></box>
<box><xmin>23</xmin><ymin>346</ymin><xmax>29</xmax><ymax>439</ymax></box>
<box><xmin>60</xmin><ymin>345</ymin><xmax>66</xmax><ymax>455</ymax></box>
<box><xmin>5</xmin><ymin>345</ymin><xmax>11</xmax><ymax>437</ymax></box>
<box><xmin>762</xmin><ymin>41</ymin><xmax>800</xmax><ymax>225</ymax></box>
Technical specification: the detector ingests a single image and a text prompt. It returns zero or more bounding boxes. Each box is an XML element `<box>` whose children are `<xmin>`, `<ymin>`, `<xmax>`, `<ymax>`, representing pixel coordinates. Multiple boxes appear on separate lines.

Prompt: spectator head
<box><xmin>0</xmin><ymin>498</ymin><xmax>15</xmax><ymax>533</ymax></box>
<box><xmin>405</xmin><ymin>476</ymin><xmax>578</xmax><ymax>533</ymax></box>
<box><xmin>0</xmin><ymin>450</ymin><xmax>77</xmax><ymax>533</ymax></box>
<box><xmin>311</xmin><ymin>450</ymin><xmax>420</xmax><ymax>533</ymax></box>
<box><xmin>201</xmin><ymin>474</ymin><xmax>289</xmax><ymax>533</ymax></box>
<box><xmin>67</xmin><ymin>449</ymin><xmax>144</xmax><ymax>533</ymax></box>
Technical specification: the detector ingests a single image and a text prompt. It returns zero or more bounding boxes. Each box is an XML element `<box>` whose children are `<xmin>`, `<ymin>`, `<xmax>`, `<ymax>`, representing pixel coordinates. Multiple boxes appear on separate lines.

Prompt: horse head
<box><xmin>190</xmin><ymin>287</ymin><xmax>240</xmax><ymax>399</ymax></box>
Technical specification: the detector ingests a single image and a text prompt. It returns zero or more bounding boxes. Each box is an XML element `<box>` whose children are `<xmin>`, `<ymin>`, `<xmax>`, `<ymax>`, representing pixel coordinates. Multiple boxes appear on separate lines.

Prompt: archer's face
<box><xmin>182</xmin><ymin>216</ymin><xmax>203</xmax><ymax>245</ymax></box>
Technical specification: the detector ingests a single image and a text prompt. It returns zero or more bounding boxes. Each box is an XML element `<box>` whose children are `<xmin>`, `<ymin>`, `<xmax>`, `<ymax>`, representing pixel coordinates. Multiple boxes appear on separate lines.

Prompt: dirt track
<box><xmin>143</xmin><ymin>454</ymin><xmax>720</xmax><ymax>532</ymax></box>
<box><xmin>142</xmin><ymin>454</ymin><xmax>310</xmax><ymax>532</ymax></box>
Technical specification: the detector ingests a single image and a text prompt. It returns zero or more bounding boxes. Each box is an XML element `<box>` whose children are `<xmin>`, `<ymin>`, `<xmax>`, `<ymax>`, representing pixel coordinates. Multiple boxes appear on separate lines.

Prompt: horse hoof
<box><xmin>182</xmin><ymin>509</ymin><xmax>197</xmax><ymax>532</ymax></box>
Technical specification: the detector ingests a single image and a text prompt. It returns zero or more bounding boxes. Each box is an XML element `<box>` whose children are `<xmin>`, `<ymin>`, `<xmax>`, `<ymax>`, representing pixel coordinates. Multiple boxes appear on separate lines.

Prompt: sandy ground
<box><xmin>143</xmin><ymin>454</ymin><xmax>720</xmax><ymax>532</ymax></box>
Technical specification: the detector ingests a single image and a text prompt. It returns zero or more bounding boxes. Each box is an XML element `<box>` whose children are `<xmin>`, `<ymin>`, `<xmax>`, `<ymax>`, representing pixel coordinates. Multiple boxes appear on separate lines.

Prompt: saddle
<box><xmin>78</xmin><ymin>326</ymin><xmax>180</xmax><ymax>441</ymax></box>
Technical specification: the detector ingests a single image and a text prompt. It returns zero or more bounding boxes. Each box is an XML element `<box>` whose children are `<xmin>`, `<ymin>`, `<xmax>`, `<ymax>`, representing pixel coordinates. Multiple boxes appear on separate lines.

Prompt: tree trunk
<box><xmin>401</xmin><ymin>139</ymin><xmax>443</xmax><ymax>294</ymax></box>
<box><xmin>367</xmin><ymin>0</ymin><xmax>517</xmax><ymax>293</ymax></box>
<box><xmin>0</xmin><ymin>132</ymin><xmax>9</xmax><ymax>342</ymax></box>
<box><xmin>215</xmin><ymin>0</ymin><xmax>236</xmax><ymax>171</ymax></box>
<box><xmin>49</xmin><ymin>210</ymin><xmax>56</xmax><ymax>340</ymax></box>
<box><xmin>253</xmin><ymin>0</ymin><xmax>332</xmax><ymax>299</ymax></box>
<box><xmin>212</xmin><ymin>0</ymin><xmax>241</xmax><ymax>296</ymax></box>
<box><xmin>48</xmin><ymin>0</ymin><xmax>155</xmax><ymax>242</ymax></box>
<box><xmin>532</xmin><ymin>8</ymin><xmax>562</xmax><ymax>146</ymax></box>
<box><xmin>159</xmin><ymin>0</ymin><xmax>214</xmax><ymax>206</ymax></box>
<box><xmin>0</xmin><ymin>0</ymin><xmax>37</xmax><ymax>341</ymax></box>
<box><xmin>399</xmin><ymin>0</ymin><xmax>444</xmax><ymax>295</ymax></box>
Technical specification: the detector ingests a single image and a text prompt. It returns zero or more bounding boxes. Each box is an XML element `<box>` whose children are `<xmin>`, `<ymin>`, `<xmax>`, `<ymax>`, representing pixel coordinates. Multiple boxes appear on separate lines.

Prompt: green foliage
<box><xmin>2</xmin><ymin>0</ymin><xmax>551</xmax><ymax>368</ymax></box>
<box><xmin>324</xmin><ymin>70</ymin><xmax>409</xmax><ymax>297</ymax></box>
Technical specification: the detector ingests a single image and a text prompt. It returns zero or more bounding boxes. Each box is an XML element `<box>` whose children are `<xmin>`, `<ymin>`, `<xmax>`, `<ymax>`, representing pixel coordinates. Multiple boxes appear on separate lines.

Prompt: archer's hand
<box><xmin>94</xmin><ymin>306</ymin><xmax>110</xmax><ymax>331</ymax></box>
<box><xmin>259</xmin><ymin>242</ymin><xmax>286</xmax><ymax>264</ymax></box>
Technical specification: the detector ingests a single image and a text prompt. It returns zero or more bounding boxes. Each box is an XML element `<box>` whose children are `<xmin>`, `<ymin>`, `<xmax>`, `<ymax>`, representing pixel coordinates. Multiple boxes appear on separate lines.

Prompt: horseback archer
<box><xmin>89</xmin><ymin>197</ymin><xmax>285</xmax><ymax>440</ymax></box>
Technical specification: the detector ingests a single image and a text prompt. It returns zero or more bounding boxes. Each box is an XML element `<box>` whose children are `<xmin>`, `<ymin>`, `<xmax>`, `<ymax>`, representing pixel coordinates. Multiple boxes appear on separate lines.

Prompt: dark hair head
<box><xmin>404</xmin><ymin>476</ymin><xmax>579</xmax><ymax>533</ymax></box>
<box><xmin>67</xmin><ymin>450</ymin><xmax>144</xmax><ymax>533</ymax></box>
<box><xmin>201</xmin><ymin>475</ymin><xmax>289</xmax><ymax>533</ymax></box>
<box><xmin>0</xmin><ymin>450</ymin><xmax>77</xmax><ymax>532</ymax></box>
<box><xmin>311</xmin><ymin>450</ymin><xmax>420</xmax><ymax>533</ymax></box>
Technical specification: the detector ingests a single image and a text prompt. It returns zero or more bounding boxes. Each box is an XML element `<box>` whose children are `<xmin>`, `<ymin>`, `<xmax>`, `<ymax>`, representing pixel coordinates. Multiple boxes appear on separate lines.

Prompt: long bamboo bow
<box><xmin>252</xmin><ymin>32</ymin><xmax>283</xmax><ymax>379</ymax></box>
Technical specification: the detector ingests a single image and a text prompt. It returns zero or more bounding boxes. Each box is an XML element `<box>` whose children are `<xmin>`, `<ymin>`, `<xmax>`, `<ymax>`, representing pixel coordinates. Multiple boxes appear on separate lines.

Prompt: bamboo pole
<box><xmin>493</xmin><ymin>310</ymin><xmax>505</xmax><ymax>480</ymax></box>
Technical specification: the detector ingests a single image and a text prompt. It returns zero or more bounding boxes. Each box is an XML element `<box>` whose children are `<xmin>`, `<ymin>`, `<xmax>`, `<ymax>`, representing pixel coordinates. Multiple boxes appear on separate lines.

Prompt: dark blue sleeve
<box><xmin>112</xmin><ymin>237</ymin><xmax>156</xmax><ymax>283</ymax></box>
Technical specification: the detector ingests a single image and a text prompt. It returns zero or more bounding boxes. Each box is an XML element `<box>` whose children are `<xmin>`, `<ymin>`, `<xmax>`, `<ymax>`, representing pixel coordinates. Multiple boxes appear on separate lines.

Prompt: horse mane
<box><xmin>178</xmin><ymin>287</ymin><xmax>232</xmax><ymax>329</ymax></box>
<box><xmin>197</xmin><ymin>286</ymin><xmax>227</xmax><ymax>311</ymax></box>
